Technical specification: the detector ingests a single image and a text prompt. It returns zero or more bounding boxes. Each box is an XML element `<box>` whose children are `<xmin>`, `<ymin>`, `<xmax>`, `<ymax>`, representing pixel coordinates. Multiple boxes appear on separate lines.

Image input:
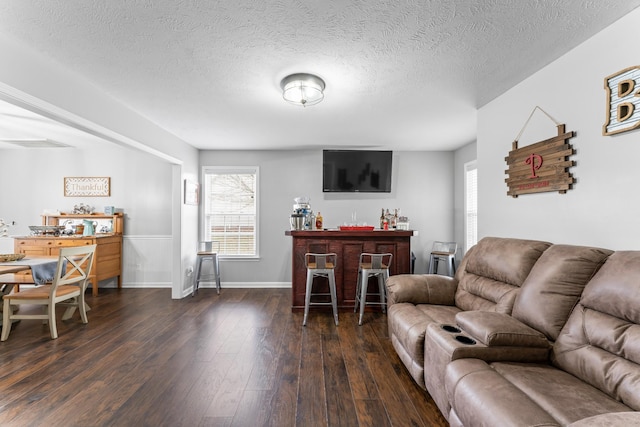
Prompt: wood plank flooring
<box><xmin>0</xmin><ymin>288</ymin><xmax>447</xmax><ymax>427</ymax></box>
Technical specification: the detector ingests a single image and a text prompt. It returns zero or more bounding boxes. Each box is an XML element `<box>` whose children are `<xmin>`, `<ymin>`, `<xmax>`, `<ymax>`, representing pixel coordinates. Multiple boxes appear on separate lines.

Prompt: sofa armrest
<box><xmin>455</xmin><ymin>311</ymin><xmax>550</xmax><ymax>348</ymax></box>
<box><xmin>386</xmin><ymin>274</ymin><xmax>457</xmax><ymax>306</ymax></box>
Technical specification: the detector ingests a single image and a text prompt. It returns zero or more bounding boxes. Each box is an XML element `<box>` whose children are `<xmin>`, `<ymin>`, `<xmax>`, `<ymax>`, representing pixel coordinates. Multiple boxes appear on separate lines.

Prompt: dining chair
<box><xmin>0</xmin><ymin>274</ymin><xmax>38</xmax><ymax>317</ymax></box>
<box><xmin>1</xmin><ymin>244</ymin><xmax>97</xmax><ymax>341</ymax></box>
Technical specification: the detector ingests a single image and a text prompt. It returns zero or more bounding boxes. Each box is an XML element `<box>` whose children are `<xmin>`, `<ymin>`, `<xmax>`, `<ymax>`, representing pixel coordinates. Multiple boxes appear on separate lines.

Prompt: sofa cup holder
<box><xmin>454</xmin><ymin>335</ymin><xmax>476</xmax><ymax>345</ymax></box>
<box><xmin>441</xmin><ymin>324</ymin><xmax>461</xmax><ymax>333</ymax></box>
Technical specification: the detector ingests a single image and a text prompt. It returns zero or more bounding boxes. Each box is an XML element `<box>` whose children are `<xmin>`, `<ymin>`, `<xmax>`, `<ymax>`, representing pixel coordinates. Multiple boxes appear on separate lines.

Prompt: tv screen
<box><xmin>323</xmin><ymin>150</ymin><xmax>392</xmax><ymax>192</ymax></box>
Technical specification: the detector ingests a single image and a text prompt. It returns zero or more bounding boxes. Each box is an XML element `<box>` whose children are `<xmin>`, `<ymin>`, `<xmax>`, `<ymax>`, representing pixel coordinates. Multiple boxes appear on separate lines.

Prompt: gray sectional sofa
<box><xmin>386</xmin><ymin>237</ymin><xmax>640</xmax><ymax>426</ymax></box>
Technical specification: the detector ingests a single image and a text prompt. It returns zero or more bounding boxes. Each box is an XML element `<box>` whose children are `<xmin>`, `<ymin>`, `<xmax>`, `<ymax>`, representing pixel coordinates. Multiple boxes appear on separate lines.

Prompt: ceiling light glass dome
<box><xmin>280</xmin><ymin>73</ymin><xmax>325</xmax><ymax>107</ymax></box>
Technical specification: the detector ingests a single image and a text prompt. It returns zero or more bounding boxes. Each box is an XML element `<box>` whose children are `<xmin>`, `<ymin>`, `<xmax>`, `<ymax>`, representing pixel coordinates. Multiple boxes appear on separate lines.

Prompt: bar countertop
<box><xmin>285</xmin><ymin>229</ymin><xmax>414</xmax><ymax>237</ymax></box>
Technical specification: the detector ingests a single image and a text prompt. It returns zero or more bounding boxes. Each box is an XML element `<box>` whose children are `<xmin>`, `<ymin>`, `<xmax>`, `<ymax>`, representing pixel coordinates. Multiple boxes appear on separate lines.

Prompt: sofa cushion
<box><xmin>492</xmin><ymin>362</ymin><xmax>632</xmax><ymax>425</ymax></box>
<box><xmin>567</xmin><ymin>412</ymin><xmax>640</xmax><ymax>426</ymax></box>
<box><xmin>455</xmin><ymin>237</ymin><xmax>551</xmax><ymax>313</ymax></box>
<box><xmin>512</xmin><ymin>244</ymin><xmax>613</xmax><ymax>341</ymax></box>
<box><xmin>445</xmin><ymin>359</ymin><xmax>631</xmax><ymax>427</ymax></box>
<box><xmin>553</xmin><ymin>251</ymin><xmax>640</xmax><ymax>411</ymax></box>
<box><xmin>444</xmin><ymin>359</ymin><xmax>561</xmax><ymax>426</ymax></box>
<box><xmin>579</xmin><ymin>251</ymin><xmax>640</xmax><ymax>324</ymax></box>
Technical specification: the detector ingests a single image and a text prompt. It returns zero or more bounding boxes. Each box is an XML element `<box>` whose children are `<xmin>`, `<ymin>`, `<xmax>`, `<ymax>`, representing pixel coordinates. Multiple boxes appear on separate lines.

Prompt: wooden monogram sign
<box><xmin>505</xmin><ymin>124</ymin><xmax>575</xmax><ymax>197</ymax></box>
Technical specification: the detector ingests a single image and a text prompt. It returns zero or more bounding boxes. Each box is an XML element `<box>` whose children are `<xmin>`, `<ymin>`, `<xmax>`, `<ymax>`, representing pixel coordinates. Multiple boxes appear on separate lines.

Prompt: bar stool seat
<box><xmin>354</xmin><ymin>252</ymin><xmax>392</xmax><ymax>325</ymax></box>
<box><xmin>428</xmin><ymin>241</ymin><xmax>457</xmax><ymax>277</ymax></box>
<box><xmin>193</xmin><ymin>241</ymin><xmax>221</xmax><ymax>296</ymax></box>
<box><xmin>303</xmin><ymin>253</ymin><xmax>339</xmax><ymax>326</ymax></box>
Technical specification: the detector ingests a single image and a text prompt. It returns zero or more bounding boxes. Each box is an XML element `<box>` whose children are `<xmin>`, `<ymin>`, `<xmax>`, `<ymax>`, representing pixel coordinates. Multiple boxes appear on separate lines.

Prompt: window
<box><xmin>464</xmin><ymin>160</ymin><xmax>478</xmax><ymax>251</ymax></box>
<box><xmin>202</xmin><ymin>167</ymin><xmax>258</xmax><ymax>257</ymax></box>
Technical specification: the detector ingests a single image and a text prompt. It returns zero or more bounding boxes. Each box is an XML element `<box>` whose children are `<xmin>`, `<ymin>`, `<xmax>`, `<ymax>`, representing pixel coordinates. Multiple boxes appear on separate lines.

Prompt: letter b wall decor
<box><xmin>603</xmin><ymin>66</ymin><xmax>640</xmax><ymax>136</ymax></box>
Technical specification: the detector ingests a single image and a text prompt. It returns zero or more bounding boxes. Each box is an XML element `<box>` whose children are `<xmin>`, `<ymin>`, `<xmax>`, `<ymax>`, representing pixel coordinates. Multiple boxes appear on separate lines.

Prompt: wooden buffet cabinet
<box><xmin>286</xmin><ymin>229</ymin><xmax>414</xmax><ymax>311</ymax></box>
<box><xmin>13</xmin><ymin>213</ymin><xmax>124</xmax><ymax>296</ymax></box>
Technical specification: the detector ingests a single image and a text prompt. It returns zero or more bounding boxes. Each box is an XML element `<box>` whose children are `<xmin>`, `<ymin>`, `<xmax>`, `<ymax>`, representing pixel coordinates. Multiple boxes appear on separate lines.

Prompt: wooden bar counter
<box><xmin>286</xmin><ymin>229</ymin><xmax>414</xmax><ymax>310</ymax></box>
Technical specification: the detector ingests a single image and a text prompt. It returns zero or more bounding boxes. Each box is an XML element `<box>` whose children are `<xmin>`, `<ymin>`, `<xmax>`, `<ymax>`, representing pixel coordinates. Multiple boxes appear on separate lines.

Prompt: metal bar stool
<box><xmin>427</xmin><ymin>241</ymin><xmax>457</xmax><ymax>277</ymax></box>
<box><xmin>354</xmin><ymin>252</ymin><xmax>392</xmax><ymax>325</ymax></box>
<box><xmin>303</xmin><ymin>253</ymin><xmax>339</xmax><ymax>326</ymax></box>
<box><xmin>193</xmin><ymin>241</ymin><xmax>221</xmax><ymax>296</ymax></box>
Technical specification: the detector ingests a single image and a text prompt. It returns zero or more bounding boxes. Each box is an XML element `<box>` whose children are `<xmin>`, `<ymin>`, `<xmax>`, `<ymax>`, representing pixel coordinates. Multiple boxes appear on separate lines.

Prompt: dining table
<box><xmin>0</xmin><ymin>264</ymin><xmax>32</xmax><ymax>275</ymax></box>
<box><xmin>0</xmin><ymin>256</ymin><xmax>61</xmax><ymax>284</ymax></box>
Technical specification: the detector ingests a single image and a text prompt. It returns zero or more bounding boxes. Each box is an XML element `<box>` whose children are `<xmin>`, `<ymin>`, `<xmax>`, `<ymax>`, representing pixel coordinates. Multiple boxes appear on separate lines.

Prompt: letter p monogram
<box><xmin>526</xmin><ymin>154</ymin><xmax>543</xmax><ymax>178</ymax></box>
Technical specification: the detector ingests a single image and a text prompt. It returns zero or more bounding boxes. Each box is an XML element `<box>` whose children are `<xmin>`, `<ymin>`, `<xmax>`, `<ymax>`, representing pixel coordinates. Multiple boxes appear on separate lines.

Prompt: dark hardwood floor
<box><xmin>0</xmin><ymin>288</ymin><xmax>447</xmax><ymax>427</ymax></box>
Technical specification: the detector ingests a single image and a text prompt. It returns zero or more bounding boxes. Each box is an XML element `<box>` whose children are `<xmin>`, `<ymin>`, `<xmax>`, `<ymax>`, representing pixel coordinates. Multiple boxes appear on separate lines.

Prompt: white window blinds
<box><xmin>203</xmin><ymin>167</ymin><xmax>258</xmax><ymax>257</ymax></box>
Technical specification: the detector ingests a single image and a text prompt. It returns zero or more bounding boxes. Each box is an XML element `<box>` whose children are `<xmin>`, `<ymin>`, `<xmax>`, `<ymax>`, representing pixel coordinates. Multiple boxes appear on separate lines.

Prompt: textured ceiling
<box><xmin>0</xmin><ymin>1</ymin><xmax>639</xmax><ymax>151</ymax></box>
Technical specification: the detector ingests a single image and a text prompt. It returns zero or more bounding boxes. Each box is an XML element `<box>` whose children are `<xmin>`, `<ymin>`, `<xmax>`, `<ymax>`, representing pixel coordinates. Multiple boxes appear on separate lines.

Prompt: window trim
<box><xmin>464</xmin><ymin>160</ymin><xmax>478</xmax><ymax>253</ymax></box>
<box><xmin>201</xmin><ymin>165</ymin><xmax>260</xmax><ymax>259</ymax></box>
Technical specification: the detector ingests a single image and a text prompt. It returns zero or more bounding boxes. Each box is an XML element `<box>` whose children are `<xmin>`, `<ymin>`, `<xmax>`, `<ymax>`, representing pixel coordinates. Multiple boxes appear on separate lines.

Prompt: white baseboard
<box><xmin>101</xmin><ymin>282</ymin><xmax>292</xmax><ymax>290</ymax></box>
<box><xmin>192</xmin><ymin>281</ymin><xmax>291</xmax><ymax>288</ymax></box>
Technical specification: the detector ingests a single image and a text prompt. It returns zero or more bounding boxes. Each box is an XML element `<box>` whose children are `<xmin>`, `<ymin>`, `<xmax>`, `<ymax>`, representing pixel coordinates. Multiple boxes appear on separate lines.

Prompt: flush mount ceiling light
<box><xmin>280</xmin><ymin>73</ymin><xmax>325</xmax><ymax>107</ymax></box>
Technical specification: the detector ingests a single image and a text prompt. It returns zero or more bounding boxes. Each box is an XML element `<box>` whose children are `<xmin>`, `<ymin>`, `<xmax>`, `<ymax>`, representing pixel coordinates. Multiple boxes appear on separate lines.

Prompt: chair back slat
<box><xmin>199</xmin><ymin>241</ymin><xmax>220</xmax><ymax>254</ymax></box>
<box><xmin>359</xmin><ymin>253</ymin><xmax>393</xmax><ymax>270</ymax></box>
<box><xmin>305</xmin><ymin>253</ymin><xmax>337</xmax><ymax>270</ymax></box>
<box><xmin>50</xmin><ymin>245</ymin><xmax>97</xmax><ymax>297</ymax></box>
<box><xmin>432</xmin><ymin>241</ymin><xmax>457</xmax><ymax>255</ymax></box>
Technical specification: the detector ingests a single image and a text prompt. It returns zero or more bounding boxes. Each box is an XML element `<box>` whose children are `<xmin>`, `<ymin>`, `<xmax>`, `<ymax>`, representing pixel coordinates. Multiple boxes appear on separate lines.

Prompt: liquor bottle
<box><xmin>316</xmin><ymin>212</ymin><xmax>323</xmax><ymax>229</ymax></box>
<box><xmin>392</xmin><ymin>209</ymin><xmax>399</xmax><ymax>228</ymax></box>
<box><xmin>380</xmin><ymin>208</ymin><xmax>385</xmax><ymax>229</ymax></box>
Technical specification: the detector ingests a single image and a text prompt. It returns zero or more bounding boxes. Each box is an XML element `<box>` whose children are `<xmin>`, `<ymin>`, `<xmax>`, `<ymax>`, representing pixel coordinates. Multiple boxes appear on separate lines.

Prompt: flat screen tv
<box><xmin>323</xmin><ymin>150</ymin><xmax>392</xmax><ymax>193</ymax></box>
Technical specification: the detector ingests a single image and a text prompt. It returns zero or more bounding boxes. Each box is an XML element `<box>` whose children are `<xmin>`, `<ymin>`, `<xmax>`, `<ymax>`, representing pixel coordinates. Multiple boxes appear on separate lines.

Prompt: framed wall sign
<box><xmin>64</xmin><ymin>177</ymin><xmax>111</xmax><ymax>197</ymax></box>
<box><xmin>184</xmin><ymin>179</ymin><xmax>200</xmax><ymax>205</ymax></box>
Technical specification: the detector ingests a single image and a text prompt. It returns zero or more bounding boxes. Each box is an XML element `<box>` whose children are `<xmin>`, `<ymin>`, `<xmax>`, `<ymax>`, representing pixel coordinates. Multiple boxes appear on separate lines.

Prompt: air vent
<box><xmin>0</xmin><ymin>139</ymin><xmax>71</xmax><ymax>148</ymax></box>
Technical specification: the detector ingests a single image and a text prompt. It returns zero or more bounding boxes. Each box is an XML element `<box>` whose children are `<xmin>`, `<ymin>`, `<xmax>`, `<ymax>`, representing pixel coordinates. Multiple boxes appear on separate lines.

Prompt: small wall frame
<box><xmin>184</xmin><ymin>179</ymin><xmax>200</xmax><ymax>205</ymax></box>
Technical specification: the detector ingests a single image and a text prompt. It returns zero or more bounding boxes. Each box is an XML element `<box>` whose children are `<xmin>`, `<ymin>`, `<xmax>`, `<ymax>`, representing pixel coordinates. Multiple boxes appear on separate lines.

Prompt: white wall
<box><xmin>200</xmin><ymin>149</ymin><xmax>455</xmax><ymax>285</ymax></box>
<box><xmin>478</xmin><ymin>9</ymin><xmax>640</xmax><ymax>249</ymax></box>
<box><xmin>0</xmin><ymin>147</ymin><xmax>172</xmax><ymax>237</ymax></box>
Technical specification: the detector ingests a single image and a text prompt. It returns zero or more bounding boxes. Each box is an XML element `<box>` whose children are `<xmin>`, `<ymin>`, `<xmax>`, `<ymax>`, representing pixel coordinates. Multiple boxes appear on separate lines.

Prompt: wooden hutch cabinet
<box><xmin>14</xmin><ymin>213</ymin><xmax>124</xmax><ymax>296</ymax></box>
